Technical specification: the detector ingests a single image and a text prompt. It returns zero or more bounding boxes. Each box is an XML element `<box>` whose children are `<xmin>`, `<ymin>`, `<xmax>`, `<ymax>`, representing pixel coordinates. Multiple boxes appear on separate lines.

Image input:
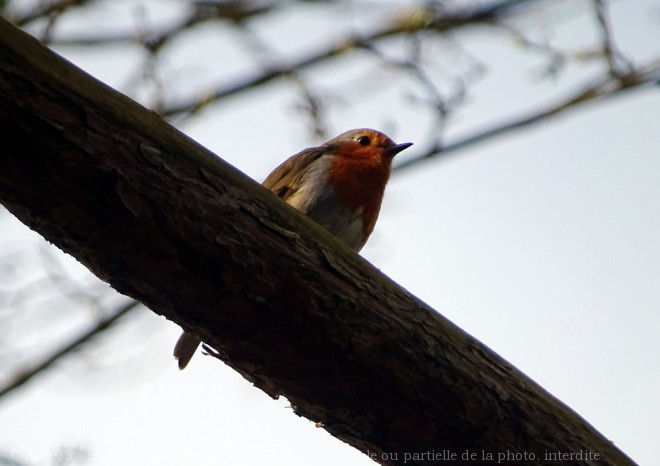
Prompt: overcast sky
<box><xmin>2</xmin><ymin>1</ymin><xmax>659</xmax><ymax>465</ymax></box>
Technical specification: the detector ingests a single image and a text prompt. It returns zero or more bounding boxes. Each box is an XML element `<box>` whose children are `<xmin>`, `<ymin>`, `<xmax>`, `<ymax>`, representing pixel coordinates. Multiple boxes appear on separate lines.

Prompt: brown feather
<box><xmin>262</xmin><ymin>147</ymin><xmax>325</xmax><ymax>201</ymax></box>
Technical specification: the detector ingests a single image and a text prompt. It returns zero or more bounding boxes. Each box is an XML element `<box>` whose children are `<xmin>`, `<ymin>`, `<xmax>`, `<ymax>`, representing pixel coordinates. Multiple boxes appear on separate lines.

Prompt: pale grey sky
<box><xmin>2</xmin><ymin>1</ymin><xmax>659</xmax><ymax>465</ymax></box>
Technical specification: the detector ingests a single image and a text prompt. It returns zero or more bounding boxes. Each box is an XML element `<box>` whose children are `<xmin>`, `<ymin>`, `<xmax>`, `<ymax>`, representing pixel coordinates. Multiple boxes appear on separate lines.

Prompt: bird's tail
<box><xmin>173</xmin><ymin>331</ymin><xmax>201</xmax><ymax>370</ymax></box>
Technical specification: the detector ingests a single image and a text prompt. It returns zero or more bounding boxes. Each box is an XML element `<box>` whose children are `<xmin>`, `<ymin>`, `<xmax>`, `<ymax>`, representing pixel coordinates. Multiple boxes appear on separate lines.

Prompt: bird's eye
<box><xmin>357</xmin><ymin>135</ymin><xmax>371</xmax><ymax>146</ymax></box>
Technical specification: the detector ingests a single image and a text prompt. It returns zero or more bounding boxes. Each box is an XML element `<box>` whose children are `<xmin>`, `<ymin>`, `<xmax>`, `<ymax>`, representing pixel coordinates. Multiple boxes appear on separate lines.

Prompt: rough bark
<box><xmin>0</xmin><ymin>18</ymin><xmax>635</xmax><ymax>466</ymax></box>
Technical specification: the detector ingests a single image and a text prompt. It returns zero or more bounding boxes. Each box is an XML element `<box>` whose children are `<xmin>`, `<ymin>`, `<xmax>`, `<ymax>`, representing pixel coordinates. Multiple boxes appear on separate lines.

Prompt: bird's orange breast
<box><xmin>327</xmin><ymin>147</ymin><xmax>393</xmax><ymax>238</ymax></box>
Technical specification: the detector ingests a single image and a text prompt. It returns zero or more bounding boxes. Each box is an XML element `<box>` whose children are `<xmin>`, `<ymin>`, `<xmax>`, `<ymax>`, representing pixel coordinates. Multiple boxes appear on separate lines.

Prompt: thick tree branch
<box><xmin>0</xmin><ymin>18</ymin><xmax>635</xmax><ymax>466</ymax></box>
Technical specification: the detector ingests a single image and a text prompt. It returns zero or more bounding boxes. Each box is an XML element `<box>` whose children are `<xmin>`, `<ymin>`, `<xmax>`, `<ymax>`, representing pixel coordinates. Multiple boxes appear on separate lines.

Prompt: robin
<box><xmin>174</xmin><ymin>128</ymin><xmax>412</xmax><ymax>369</ymax></box>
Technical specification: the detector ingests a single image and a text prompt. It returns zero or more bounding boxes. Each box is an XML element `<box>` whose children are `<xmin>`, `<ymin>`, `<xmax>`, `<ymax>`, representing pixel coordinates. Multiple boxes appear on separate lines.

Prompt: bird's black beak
<box><xmin>387</xmin><ymin>142</ymin><xmax>413</xmax><ymax>156</ymax></box>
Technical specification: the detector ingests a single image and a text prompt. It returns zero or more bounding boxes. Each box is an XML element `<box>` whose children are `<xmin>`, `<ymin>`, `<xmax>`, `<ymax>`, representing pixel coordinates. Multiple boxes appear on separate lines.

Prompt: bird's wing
<box><xmin>261</xmin><ymin>147</ymin><xmax>325</xmax><ymax>201</ymax></box>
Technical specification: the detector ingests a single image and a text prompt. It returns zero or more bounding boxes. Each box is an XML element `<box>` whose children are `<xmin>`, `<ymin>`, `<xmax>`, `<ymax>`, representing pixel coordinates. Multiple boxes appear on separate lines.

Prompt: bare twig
<box><xmin>395</xmin><ymin>60</ymin><xmax>660</xmax><ymax>171</ymax></box>
<box><xmin>593</xmin><ymin>0</ymin><xmax>632</xmax><ymax>76</ymax></box>
<box><xmin>160</xmin><ymin>0</ymin><xmax>547</xmax><ymax>118</ymax></box>
<box><xmin>0</xmin><ymin>300</ymin><xmax>140</xmax><ymax>401</ymax></box>
<box><xmin>232</xmin><ymin>22</ymin><xmax>329</xmax><ymax>140</ymax></box>
<box><xmin>10</xmin><ymin>0</ymin><xmax>87</xmax><ymax>27</ymax></box>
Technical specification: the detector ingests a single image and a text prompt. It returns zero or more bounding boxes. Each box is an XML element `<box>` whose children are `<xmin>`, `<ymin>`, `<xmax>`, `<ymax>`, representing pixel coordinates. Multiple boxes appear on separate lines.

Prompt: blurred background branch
<box><xmin>0</xmin><ymin>299</ymin><xmax>138</xmax><ymax>401</ymax></box>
